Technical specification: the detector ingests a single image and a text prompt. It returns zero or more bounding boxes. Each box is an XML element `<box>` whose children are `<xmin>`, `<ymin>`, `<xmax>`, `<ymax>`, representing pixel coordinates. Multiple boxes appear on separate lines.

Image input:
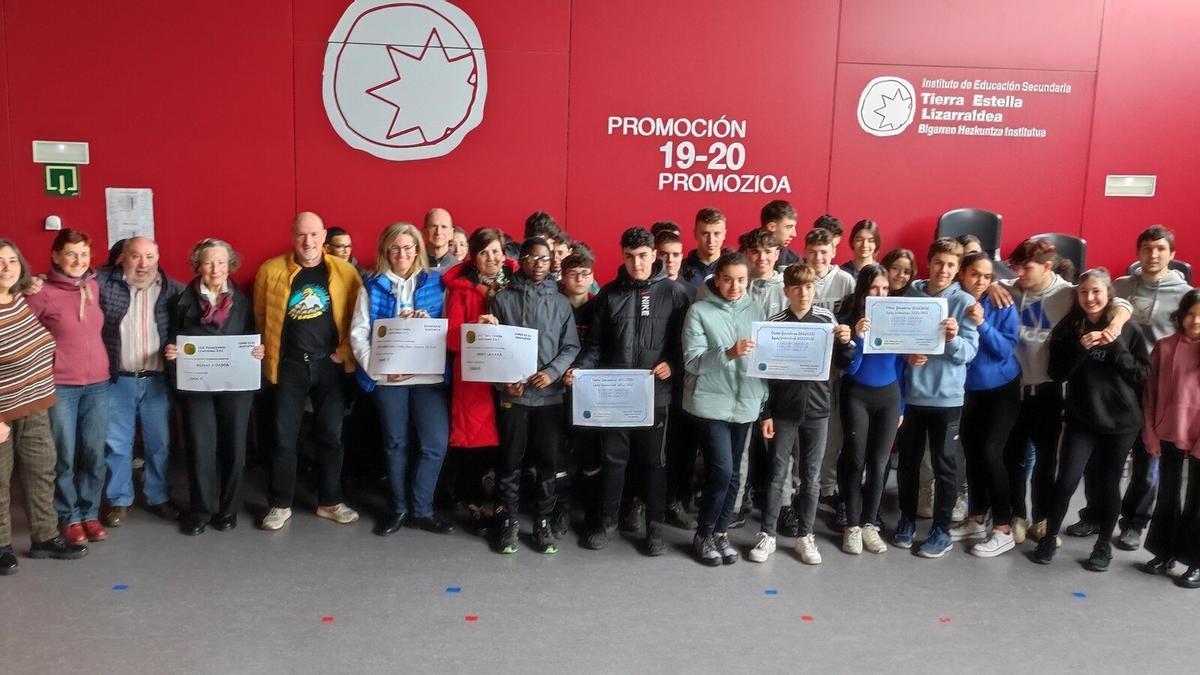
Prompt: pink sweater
<box><xmin>1143</xmin><ymin>333</ymin><xmax>1200</xmax><ymax>458</ymax></box>
<box><xmin>25</xmin><ymin>268</ymin><xmax>110</xmax><ymax>386</ymax></box>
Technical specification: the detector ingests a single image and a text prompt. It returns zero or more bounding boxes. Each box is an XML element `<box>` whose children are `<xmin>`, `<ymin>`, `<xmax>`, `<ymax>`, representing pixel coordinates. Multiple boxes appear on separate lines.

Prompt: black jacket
<box><xmin>761</xmin><ymin>306</ymin><xmax>855</xmax><ymax>421</ymax></box>
<box><xmin>578</xmin><ymin>262</ymin><xmax>692</xmax><ymax>408</ymax></box>
<box><xmin>168</xmin><ymin>280</ymin><xmax>256</xmax><ymax>395</ymax></box>
<box><xmin>1047</xmin><ymin>313</ymin><xmax>1149</xmax><ymax>434</ymax></box>
<box><xmin>680</xmin><ymin>249</ymin><xmax>728</xmax><ymax>291</ymax></box>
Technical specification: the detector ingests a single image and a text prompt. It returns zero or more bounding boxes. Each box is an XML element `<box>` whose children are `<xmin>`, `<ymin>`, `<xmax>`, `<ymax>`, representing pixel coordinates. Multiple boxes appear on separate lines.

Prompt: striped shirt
<box><xmin>0</xmin><ymin>295</ymin><xmax>57</xmax><ymax>422</ymax></box>
<box><xmin>119</xmin><ymin>276</ymin><xmax>163</xmax><ymax>372</ymax></box>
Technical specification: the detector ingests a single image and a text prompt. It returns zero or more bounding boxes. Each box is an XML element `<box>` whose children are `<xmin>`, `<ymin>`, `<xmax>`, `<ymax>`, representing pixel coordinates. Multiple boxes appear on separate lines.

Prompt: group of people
<box><xmin>1</xmin><ymin>201</ymin><xmax>1197</xmax><ymax>590</ymax></box>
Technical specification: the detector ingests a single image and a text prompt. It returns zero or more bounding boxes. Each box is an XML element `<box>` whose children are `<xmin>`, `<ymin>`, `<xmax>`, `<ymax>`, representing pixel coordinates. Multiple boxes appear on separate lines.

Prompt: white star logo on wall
<box><xmin>323</xmin><ymin>0</ymin><xmax>487</xmax><ymax>161</ymax></box>
<box><xmin>857</xmin><ymin>76</ymin><xmax>916</xmax><ymax>137</ymax></box>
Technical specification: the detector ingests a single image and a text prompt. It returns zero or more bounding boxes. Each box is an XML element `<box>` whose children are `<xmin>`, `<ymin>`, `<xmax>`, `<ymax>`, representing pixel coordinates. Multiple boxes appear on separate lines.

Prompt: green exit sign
<box><xmin>45</xmin><ymin>165</ymin><xmax>79</xmax><ymax>196</ymax></box>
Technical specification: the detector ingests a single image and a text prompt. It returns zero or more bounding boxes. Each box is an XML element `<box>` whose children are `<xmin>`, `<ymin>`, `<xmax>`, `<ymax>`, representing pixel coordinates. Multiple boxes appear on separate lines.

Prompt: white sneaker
<box><xmin>949</xmin><ymin>518</ymin><xmax>988</xmax><ymax>541</ymax></box>
<box><xmin>861</xmin><ymin>524</ymin><xmax>888</xmax><ymax>554</ymax></box>
<box><xmin>316</xmin><ymin>503</ymin><xmax>359</xmax><ymax>524</ymax></box>
<box><xmin>917</xmin><ymin>481</ymin><xmax>934</xmax><ymax>519</ymax></box>
<box><xmin>749</xmin><ymin>531</ymin><xmax>776</xmax><ymax>563</ymax></box>
<box><xmin>971</xmin><ymin>529</ymin><xmax>1016</xmax><ymax>558</ymax></box>
<box><xmin>951</xmin><ymin>493</ymin><xmax>968</xmax><ymax>523</ymax></box>
<box><xmin>842</xmin><ymin>526</ymin><xmax>863</xmax><ymax>555</ymax></box>
<box><xmin>795</xmin><ymin>533</ymin><xmax>822</xmax><ymax>565</ymax></box>
<box><xmin>261</xmin><ymin>507</ymin><xmax>292</xmax><ymax>531</ymax></box>
<box><xmin>1011</xmin><ymin>517</ymin><xmax>1028</xmax><ymax>544</ymax></box>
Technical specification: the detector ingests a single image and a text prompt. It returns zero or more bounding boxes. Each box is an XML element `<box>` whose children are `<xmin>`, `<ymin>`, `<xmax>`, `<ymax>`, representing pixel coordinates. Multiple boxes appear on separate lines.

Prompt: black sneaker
<box><xmin>467</xmin><ymin>507</ymin><xmax>490</xmax><ymax>538</ymax></box>
<box><xmin>778</xmin><ymin>505</ymin><xmax>800</xmax><ymax>538</ymax></box>
<box><xmin>585</xmin><ymin>521</ymin><xmax>615</xmax><ymax>550</ymax></box>
<box><xmin>619</xmin><ymin>499</ymin><xmax>644</xmax><ymax>534</ymax></box>
<box><xmin>818</xmin><ymin>492</ymin><xmax>840</xmax><ymax>514</ymax></box>
<box><xmin>714</xmin><ymin>532</ymin><xmax>738</xmax><ymax>565</ymax></box>
<box><xmin>1141</xmin><ymin>556</ymin><xmax>1175</xmax><ymax>576</ymax></box>
<box><xmin>0</xmin><ymin>546</ymin><xmax>16</xmax><ymax>575</ymax></box>
<box><xmin>1065</xmin><ymin>520</ymin><xmax>1099</xmax><ymax>537</ymax></box>
<box><xmin>728</xmin><ymin>506</ymin><xmax>749</xmax><ymax>530</ymax></box>
<box><xmin>1084</xmin><ymin>542</ymin><xmax>1112</xmax><ymax>572</ymax></box>
<box><xmin>1114</xmin><ymin>527</ymin><xmax>1141</xmax><ymax>551</ymax></box>
<box><xmin>550</xmin><ymin>502</ymin><xmax>570</xmax><ymax>539</ymax></box>
<box><xmin>29</xmin><ymin>536</ymin><xmax>87</xmax><ymax>560</ymax></box>
<box><xmin>1031</xmin><ymin>538</ymin><xmax>1055</xmax><ymax>565</ymax></box>
<box><xmin>532</xmin><ymin>518</ymin><xmax>557</xmax><ymax>554</ymax></box>
<box><xmin>497</xmin><ymin>517</ymin><xmax>519</xmax><ymax>554</ymax></box>
<box><xmin>831</xmin><ymin>502</ymin><xmax>848</xmax><ymax>534</ymax></box>
<box><xmin>694</xmin><ymin>534</ymin><xmax>721</xmax><ymax>566</ymax></box>
<box><xmin>646</xmin><ymin>521</ymin><xmax>666</xmax><ymax>556</ymax></box>
<box><xmin>666</xmin><ymin>500</ymin><xmax>697</xmax><ymax>529</ymax></box>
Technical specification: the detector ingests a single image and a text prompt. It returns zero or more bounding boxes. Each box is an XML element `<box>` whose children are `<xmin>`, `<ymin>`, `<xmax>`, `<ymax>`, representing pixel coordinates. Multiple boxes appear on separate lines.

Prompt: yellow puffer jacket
<box><xmin>253</xmin><ymin>252</ymin><xmax>363</xmax><ymax>384</ymax></box>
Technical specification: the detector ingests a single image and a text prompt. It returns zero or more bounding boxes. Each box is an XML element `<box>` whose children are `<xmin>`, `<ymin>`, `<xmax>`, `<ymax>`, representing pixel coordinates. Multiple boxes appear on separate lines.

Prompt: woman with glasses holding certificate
<box><xmin>350</xmin><ymin>223</ymin><xmax>453</xmax><ymax>538</ymax></box>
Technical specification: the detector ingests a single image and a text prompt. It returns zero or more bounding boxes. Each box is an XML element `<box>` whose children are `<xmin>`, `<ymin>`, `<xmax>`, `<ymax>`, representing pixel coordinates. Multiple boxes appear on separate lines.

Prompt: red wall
<box><xmin>1</xmin><ymin>0</ymin><xmax>1196</xmax><ymax>283</ymax></box>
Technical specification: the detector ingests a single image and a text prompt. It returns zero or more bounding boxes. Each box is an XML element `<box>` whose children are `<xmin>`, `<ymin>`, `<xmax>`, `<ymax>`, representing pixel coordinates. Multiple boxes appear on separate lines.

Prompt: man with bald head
<box><xmin>97</xmin><ymin>236</ymin><xmax>185</xmax><ymax>526</ymax></box>
<box><xmin>254</xmin><ymin>212</ymin><xmax>363</xmax><ymax>531</ymax></box>
<box><xmin>423</xmin><ymin>208</ymin><xmax>458</xmax><ymax>270</ymax></box>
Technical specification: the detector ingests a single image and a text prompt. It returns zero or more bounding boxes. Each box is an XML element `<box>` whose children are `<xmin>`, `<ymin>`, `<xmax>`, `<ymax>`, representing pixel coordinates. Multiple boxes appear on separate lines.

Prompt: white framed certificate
<box><xmin>572</xmin><ymin>369</ymin><xmax>654</xmax><ymax>427</ymax></box>
<box><xmin>369</xmin><ymin>317</ymin><xmax>447</xmax><ymax>377</ymax></box>
<box><xmin>460</xmin><ymin>323</ymin><xmax>539</xmax><ymax>383</ymax></box>
<box><xmin>864</xmin><ymin>296</ymin><xmax>948</xmax><ymax>355</ymax></box>
<box><xmin>176</xmin><ymin>334</ymin><xmax>262</xmax><ymax>392</ymax></box>
<box><xmin>747</xmin><ymin>321</ymin><xmax>834</xmax><ymax>381</ymax></box>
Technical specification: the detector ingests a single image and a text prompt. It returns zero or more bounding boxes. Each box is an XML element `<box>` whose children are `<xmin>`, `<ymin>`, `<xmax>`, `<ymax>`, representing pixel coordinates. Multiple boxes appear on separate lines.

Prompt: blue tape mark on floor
<box><xmin>446</xmin><ymin>586</ymin><xmax>461</xmax><ymax>594</ymax></box>
<box><xmin>764</xmin><ymin>588</ymin><xmax>779</xmax><ymax>596</ymax></box>
<box><xmin>112</xmin><ymin>584</ymin><xmax>128</xmax><ymax>591</ymax></box>
<box><xmin>1072</xmin><ymin>591</ymin><xmax>1086</xmax><ymax>599</ymax></box>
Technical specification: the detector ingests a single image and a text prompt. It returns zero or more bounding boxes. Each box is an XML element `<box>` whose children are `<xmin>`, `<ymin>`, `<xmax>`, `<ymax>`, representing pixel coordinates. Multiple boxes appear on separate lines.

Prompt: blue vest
<box><xmin>356</xmin><ymin>269</ymin><xmax>445</xmax><ymax>392</ymax></box>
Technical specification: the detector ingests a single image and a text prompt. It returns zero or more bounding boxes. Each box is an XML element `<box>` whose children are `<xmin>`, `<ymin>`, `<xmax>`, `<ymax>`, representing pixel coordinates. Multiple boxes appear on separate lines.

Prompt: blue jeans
<box><xmin>695</xmin><ymin>418</ymin><xmax>752</xmax><ymax>538</ymax></box>
<box><xmin>105</xmin><ymin>374</ymin><xmax>172</xmax><ymax>507</ymax></box>
<box><xmin>373</xmin><ymin>384</ymin><xmax>449</xmax><ymax>517</ymax></box>
<box><xmin>48</xmin><ymin>382</ymin><xmax>110</xmax><ymax>524</ymax></box>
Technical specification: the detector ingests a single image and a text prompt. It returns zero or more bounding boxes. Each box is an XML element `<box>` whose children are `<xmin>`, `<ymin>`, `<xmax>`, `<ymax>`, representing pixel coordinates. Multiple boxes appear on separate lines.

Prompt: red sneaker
<box><xmin>81</xmin><ymin>519</ymin><xmax>108</xmax><ymax>542</ymax></box>
<box><xmin>62</xmin><ymin>523</ymin><xmax>87</xmax><ymax>546</ymax></box>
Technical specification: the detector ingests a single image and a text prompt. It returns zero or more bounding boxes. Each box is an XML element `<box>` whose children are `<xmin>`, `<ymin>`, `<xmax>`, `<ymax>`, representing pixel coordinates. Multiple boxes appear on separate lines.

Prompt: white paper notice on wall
<box><xmin>105</xmin><ymin>188</ymin><xmax>155</xmax><ymax>249</ymax></box>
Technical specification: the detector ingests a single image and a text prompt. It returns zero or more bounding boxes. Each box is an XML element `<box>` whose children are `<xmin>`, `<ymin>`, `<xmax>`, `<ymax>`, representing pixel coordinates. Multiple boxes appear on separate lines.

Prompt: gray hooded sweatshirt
<box><xmin>1114</xmin><ymin>269</ymin><xmax>1192</xmax><ymax>350</ymax></box>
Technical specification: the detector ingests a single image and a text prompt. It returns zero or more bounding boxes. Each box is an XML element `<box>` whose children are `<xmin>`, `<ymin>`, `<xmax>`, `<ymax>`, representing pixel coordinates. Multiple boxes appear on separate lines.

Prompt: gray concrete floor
<box><xmin>3</xmin><ymin>467</ymin><xmax>1199</xmax><ymax>674</ymax></box>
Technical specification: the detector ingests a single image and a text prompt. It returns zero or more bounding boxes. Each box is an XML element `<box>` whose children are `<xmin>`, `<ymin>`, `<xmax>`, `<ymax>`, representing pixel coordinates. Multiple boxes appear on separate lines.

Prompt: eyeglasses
<box><xmin>388</xmin><ymin>244</ymin><xmax>417</xmax><ymax>256</ymax></box>
<box><xmin>520</xmin><ymin>255</ymin><xmax>552</xmax><ymax>263</ymax></box>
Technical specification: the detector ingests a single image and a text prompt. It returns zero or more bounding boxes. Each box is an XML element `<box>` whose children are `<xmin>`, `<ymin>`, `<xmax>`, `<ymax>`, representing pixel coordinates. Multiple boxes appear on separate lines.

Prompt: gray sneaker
<box><xmin>694</xmin><ymin>534</ymin><xmax>721</xmax><ymax>567</ymax></box>
<box><xmin>714</xmin><ymin>532</ymin><xmax>738</xmax><ymax>565</ymax></box>
<box><xmin>1114</xmin><ymin>527</ymin><xmax>1142</xmax><ymax>551</ymax></box>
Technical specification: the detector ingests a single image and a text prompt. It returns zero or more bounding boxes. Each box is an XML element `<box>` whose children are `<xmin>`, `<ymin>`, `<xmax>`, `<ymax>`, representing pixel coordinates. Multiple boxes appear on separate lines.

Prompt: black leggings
<box><xmin>1004</xmin><ymin>383</ymin><xmax>1063</xmax><ymax>523</ymax></box>
<box><xmin>961</xmin><ymin>379</ymin><xmax>1021</xmax><ymax>526</ymax></box>
<box><xmin>838</xmin><ymin>380</ymin><xmax>901</xmax><ymax>528</ymax></box>
<box><xmin>898</xmin><ymin>405</ymin><xmax>962</xmax><ymax>529</ymax></box>
<box><xmin>1046</xmin><ymin>426</ymin><xmax>1141</xmax><ymax>544</ymax></box>
<box><xmin>1145</xmin><ymin>443</ymin><xmax>1200</xmax><ymax>567</ymax></box>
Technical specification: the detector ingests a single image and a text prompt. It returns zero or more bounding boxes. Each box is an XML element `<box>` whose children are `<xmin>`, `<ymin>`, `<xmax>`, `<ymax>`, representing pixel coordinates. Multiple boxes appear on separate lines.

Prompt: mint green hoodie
<box><xmin>682</xmin><ymin>282</ymin><xmax>768</xmax><ymax>423</ymax></box>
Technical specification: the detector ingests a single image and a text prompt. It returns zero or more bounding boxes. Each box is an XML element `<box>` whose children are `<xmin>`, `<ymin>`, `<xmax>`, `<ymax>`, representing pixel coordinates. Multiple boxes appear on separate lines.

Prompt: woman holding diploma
<box><xmin>1034</xmin><ymin>269</ymin><xmax>1149</xmax><ymax>570</ymax></box>
<box><xmin>483</xmin><ymin>237</ymin><xmax>579</xmax><ymax>555</ymax></box>
<box><xmin>443</xmin><ymin>228</ymin><xmax>516</xmax><ymax>535</ymax></box>
<box><xmin>838</xmin><ymin>264</ymin><xmax>905</xmax><ymax>556</ymax></box>
<box><xmin>683</xmin><ymin>252</ymin><xmax>768</xmax><ymax>566</ymax></box>
<box><xmin>952</xmin><ymin>252</ymin><xmax>1022</xmax><ymax>557</ymax></box>
<box><xmin>163</xmin><ymin>239</ymin><xmax>263</xmax><ymax>535</ymax></box>
<box><xmin>350</xmin><ymin>223</ymin><xmax>453</xmax><ymax>537</ymax></box>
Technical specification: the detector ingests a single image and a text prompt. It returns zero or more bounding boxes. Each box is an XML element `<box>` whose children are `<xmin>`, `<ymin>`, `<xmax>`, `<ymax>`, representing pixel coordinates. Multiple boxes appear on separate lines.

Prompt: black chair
<box><xmin>937</xmin><ymin>208</ymin><xmax>1002</xmax><ymax>259</ymax></box>
<box><xmin>1126</xmin><ymin>259</ymin><xmax>1193</xmax><ymax>284</ymax></box>
<box><xmin>1033</xmin><ymin>233</ymin><xmax>1087</xmax><ymax>274</ymax></box>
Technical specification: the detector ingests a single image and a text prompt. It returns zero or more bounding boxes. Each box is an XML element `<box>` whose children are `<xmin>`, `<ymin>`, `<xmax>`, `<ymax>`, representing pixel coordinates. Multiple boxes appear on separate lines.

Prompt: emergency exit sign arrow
<box><xmin>44</xmin><ymin>165</ymin><xmax>80</xmax><ymax>196</ymax></box>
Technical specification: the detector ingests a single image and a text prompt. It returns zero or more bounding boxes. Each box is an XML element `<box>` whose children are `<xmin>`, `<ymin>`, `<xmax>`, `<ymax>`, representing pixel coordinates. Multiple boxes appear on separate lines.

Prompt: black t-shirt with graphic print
<box><xmin>282</xmin><ymin>261</ymin><xmax>338</xmax><ymax>358</ymax></box>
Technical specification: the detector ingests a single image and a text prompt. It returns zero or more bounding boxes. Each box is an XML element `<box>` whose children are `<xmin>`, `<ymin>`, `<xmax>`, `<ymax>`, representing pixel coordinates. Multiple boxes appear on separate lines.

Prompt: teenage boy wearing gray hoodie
<box><xmin>988</xmin><ymin>237</ymin><xmax>1132</xmax><ymax>545</ymax></box>
<box><xmin>893</xmin><ymin>238</ymin><xmax>980</xmax><ymax>559</ymax></box>
<box><xmin>1071</xmin><ymin>226</ymin><xmax>1193</xmax><ymax>549</ymax></box>
<box><xmin>485</xmin><ymin>238</ymin><xmax>580</xmax><ymax>555</ymax></box>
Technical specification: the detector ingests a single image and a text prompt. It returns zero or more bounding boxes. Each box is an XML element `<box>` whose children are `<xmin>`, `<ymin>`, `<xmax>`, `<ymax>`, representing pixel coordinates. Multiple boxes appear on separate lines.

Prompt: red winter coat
<box><xmin>443</xmin><ymin>259</ymin><xmax>517</xmax><ymax>448</ymax></box>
